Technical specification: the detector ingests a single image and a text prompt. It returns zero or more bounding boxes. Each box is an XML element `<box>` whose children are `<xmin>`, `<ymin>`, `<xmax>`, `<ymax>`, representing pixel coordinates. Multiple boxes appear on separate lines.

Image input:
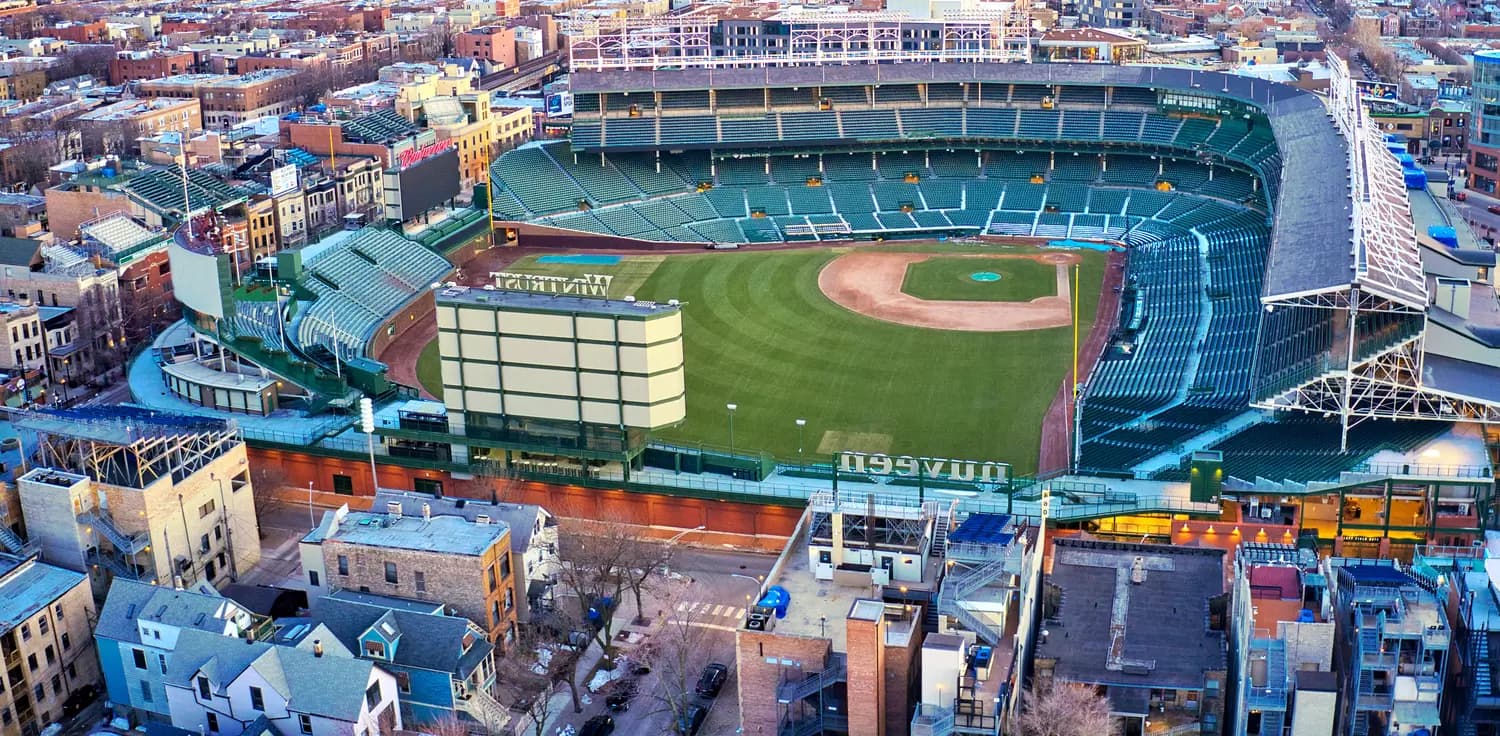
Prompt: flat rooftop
<box><xmin>316</xmin><ymin>511</ymin><xmax>509</xmax><ymax>556</ymax></box>
<box><xmin>0</xmin><ymin>556</ymin><xmax>86</xmax><ymax>632</ymax></box>
<box><xmin>753</xmin><ymin>519</ymin><xmax>855</xmax><ymax>653</ymax></box>
<box><xmin>1038</xmin><ymin>539</ymin><xmax>1228</xmax><ymax>690</ymax></box>
<box><xmin>436</xmin><ymin>286</ymin><xmax>680</xmax><ymax>318</ymax></box>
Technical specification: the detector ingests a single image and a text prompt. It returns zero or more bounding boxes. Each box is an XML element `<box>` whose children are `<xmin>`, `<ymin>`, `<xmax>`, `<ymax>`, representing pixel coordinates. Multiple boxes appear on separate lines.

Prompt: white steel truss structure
<box><xmin>1255</xmin><ymin>55</ymin><xmax>1500</xmax><ymax>444</ymax></box>
<box><xmin>568</xmin><ymin>9</ymin><xmax>1033</xmax><ymax>71</ymax></box>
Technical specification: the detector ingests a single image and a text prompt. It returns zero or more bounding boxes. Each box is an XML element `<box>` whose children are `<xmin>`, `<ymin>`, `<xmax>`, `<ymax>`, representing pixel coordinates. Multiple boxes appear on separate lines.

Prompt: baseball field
<box><xmin>415</xmin><ymin>243</ymin><xmax>1106</xmax><ymax>474</ymax></box>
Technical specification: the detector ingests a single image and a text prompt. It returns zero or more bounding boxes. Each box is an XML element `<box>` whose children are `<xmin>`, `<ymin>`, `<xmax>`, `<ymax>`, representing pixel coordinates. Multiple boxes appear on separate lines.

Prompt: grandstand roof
<box><xmin>573</xmin><ymin>63</ymin><xmax>1354</xmax><ymax>300</ymax></box>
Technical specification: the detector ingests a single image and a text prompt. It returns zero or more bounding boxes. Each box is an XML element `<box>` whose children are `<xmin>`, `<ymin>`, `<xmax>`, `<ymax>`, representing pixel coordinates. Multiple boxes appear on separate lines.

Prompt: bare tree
<box><xmin>249</xmin><ymin>462</ymin><xmax>292</xmax><ymax>530</ymax></box>
<box><xmin>632</xmin><ymin>581</ymin><xmax>727</xmax><ymax>729</ymax></box>
<box><xmin>410</xmin><ymin>715</ymin><xmax>471</xmax><ymax>736</ymax></box>
<box><xmin>497</xmin><ymin>622</ymin><xmax>584</xmax><ymax>720</ymax></box>
<box><xmin>1013</xmin><ymin>683</ymin><xmax>1117</xmax><ymax>736</ymax></box>
<box><xmin>554</xmin><ymin>521</ymin><xmax>661</xmax><ymax>669</ymax></box>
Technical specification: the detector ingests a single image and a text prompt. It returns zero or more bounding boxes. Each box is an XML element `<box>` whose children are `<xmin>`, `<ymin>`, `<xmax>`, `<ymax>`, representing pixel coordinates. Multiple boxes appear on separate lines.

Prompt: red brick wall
<box><xmin>514</xmin><ymin>221</ymin><xmax>694</xmax><ymax>251</ymax></box>
<box><xmin>846</xmin><ymin>615</ymin><xmax>884</xmax><ymax>736</ymax></box>
<box><xmin>734</xmin><ymin>631</ymin><xmax>832</xmax><ymax>735</ymax></box>
<box><xmin>245</xmin><ymin>447</ymin><xmax>803</xmax><ymax>539</ymax></box>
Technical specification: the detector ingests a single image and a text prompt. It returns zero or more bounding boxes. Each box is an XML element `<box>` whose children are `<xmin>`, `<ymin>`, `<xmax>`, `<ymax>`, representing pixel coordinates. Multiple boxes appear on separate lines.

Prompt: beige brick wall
<box><xmin>0</xmin><ymin>566</ymin><xmax>100</xmax><ymax>736</ymax></box>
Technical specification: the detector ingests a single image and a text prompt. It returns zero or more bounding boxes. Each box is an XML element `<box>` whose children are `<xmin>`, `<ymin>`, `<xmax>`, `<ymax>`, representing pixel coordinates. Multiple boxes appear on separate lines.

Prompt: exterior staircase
<box><xmin>0</xmin><ymin>527</ymin><xmax>27</xmax><ymax>555</ymax></box>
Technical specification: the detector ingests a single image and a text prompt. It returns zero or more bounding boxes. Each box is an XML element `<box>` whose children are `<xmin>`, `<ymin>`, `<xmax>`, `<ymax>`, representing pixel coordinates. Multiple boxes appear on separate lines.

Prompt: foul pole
<box><xmin>1071</xmin><ymin>262</ymin><xmax>1080</xmax><ymax>470</ymax></box>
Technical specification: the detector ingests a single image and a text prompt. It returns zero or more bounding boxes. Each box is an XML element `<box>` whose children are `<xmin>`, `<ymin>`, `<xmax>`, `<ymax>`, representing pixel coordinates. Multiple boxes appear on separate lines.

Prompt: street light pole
<box><xmin>307</xmin><ymin>481</ymin><xmax>316</xmax><ymax>530</ymax></box>
<box><xmin>795</xmin><ymin>418</ymin><xmax>806</xmax><ymax>461</ymax></box>
<box><xmin>662</xmin><ymin>524</ymin><xmax>706</xmax><ymax>579</ymax></box>
<box><xmin>726</xmin><ymin>403</ymin><xmax>737</xmax><ymax>456</ymax></box>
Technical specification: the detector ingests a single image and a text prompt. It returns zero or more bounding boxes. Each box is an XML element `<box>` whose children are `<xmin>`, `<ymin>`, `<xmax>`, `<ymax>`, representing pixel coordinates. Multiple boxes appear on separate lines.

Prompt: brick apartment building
<box><xmin>72</xmin><ymin>98</ymin><xmax>202</xmax><ymax>157</ymax></box>
<box><xmin>138</xmin><ymin>69</ymin><xmax>302</xmax><ymax>130</ymax></box>
<box><xmin>108</xmin><ymin>49</ymin><xmax>196</xmax><ymax>86</ymax></box>
<box><xmin>51</xmin><ymin>20</ymin><xmax>107</xmax><ymax>43</ymax></box>
<box><xmin>456</xmin><ymin>25</ymin><xmax>517</xmax><ymax>68</ymax></box>
<box><xmin>300</xmin><ymin>504</ymin><xmax>519</xmax><ymax>652</ymax></box>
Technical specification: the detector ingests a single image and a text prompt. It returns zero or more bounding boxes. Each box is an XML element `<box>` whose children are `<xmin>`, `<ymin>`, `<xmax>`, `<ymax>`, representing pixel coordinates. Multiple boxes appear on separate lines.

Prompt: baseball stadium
<box><xmin>130</xmin><ymin>11</ymin><xmax>1500</xmax><ymax>557</ymax></box>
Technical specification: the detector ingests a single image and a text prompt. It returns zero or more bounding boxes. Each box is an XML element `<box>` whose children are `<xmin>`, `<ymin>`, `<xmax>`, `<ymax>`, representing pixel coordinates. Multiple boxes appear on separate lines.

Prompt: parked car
<box><xmin>695</xmin><ymin>663</ymin><xmax>728</xmax><ymax>697</ymax></box>
<box><xmin>1487</xmin><ymin>204</ymin><xmax>1500</xmax><ymax>215</ymax></box>
<box><xmin>580</xmin><ymin>715</ymin><xmax>615</xmax><ymax>736</ymax></box>
<box><xmin>605</xmin><ymin>684</ymin><xmax>634</xmax><ymax>712</ymax></box>
<box><xmin>676</xmin><ymin>704</ymin><xmax>709</xmax><ymax>736</ymax></box>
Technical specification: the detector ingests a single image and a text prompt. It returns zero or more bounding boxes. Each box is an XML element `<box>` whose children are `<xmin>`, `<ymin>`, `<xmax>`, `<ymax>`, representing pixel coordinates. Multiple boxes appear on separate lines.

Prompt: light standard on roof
<box><xmin>726</xmin><ymin>403</ymin><xmax>738</xmax><ymax>456</ymax></box>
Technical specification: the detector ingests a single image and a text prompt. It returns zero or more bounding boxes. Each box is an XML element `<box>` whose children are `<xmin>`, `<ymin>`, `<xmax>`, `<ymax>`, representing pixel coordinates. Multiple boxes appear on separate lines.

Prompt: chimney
<box><xmin>313</xmin><ymin>640</ymin><xmax>323</xmax><ymax>657</ymax></box>
<box><xmin>422</xmin><ymin>502</ymin><xmax>431</xmax><ymax>520</ymax></box>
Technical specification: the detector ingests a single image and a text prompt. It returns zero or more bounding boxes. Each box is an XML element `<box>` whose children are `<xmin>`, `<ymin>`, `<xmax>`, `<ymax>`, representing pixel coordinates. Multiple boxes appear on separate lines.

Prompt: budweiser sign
<box><xmin>397</xmin><ymin>139</ymin><xmax>454</xmax><ymax>170</ymax></box>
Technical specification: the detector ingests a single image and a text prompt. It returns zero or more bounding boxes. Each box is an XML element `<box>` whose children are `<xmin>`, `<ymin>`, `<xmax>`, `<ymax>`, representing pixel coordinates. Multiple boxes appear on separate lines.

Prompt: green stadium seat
<box><xmin>659</xmin><ymin>116</ymin><xmax>720</xmax><ymax>146</ymax></box>
<box><xmin>840</xmin><ymin>110</ymin><xmax>900</xmax><ymax>140</ymax></box>
<box><xmin>661</xmin><ymin>90</ymin><xmax>710</xmax><ymax>109</ymax></box>
<box><xmin>721</xmin><ymin>116</ymin><xmax>779</xmax><ymax>144</ymax></box>
<box><xmin>717</xmin><ymin>158</ymin><xmax>770</xmax><ymax>186</ymax></box>
<box><xmin>1017</xmin><ymin>110</ymin><xmax>1062</xmax><ymax>139</ymax></box>
<box><xmin>919</xmin><ymin>180</ymin><xmax>965</xmax><ymax>210</ymax></box>
<box><xmin>787</xmin><ymin>186</ymin><xmax>834</xmax><ymax>215</ymax></box>
<box><xmin>1061</xmin><ymin>110</ymin><xmax>1102</xmax><ymax>140</ymax></box>
<box><xmin>782</xmin><ymin>111</ymin><xmax>842</xmax><ymax>142</ymax></box>
<box><xmin>899</xmin><ymin>109</ymin><xmax>964</xmax><ymax>139</ymax></box>
<box><xmin>602</xmin><ymin>118</ymin><xmax>657</xmax><ymax>147</ymax></box>
<box><xmin>745</xmin><ymin>185</ymin><xmax>791</xmax><ymax>216</ymax></box>
<box><xmin>828</xmin><ymin>183</ymin><xmax>877</xmax><ymax>214</ymax></box>
<box><xmin>823</xmin><ymin>154</ymin><xmax>878</xmax><ymax>182</ymax></box>
<box><xmin>704</xmin><ymin>187</ymin><xmax>749</xmax><ymax>218</ymax></box>
<box><xmin>545</xmin><ymin>146</ymin><xmax>642</xmax><ymax>204</ymax></box>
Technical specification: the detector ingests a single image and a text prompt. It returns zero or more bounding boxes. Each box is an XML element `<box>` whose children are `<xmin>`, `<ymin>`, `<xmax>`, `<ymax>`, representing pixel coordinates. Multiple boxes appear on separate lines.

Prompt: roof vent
<box><xmin>422</xmin><ymin>502</ymin><xmax>431</xmax><ymax>520</ymax></box>
<box><xmin>475</xmin><ymin>515</ymin><xmax>490</xmax><ymax>525</ymax></box>
<box><xmin>1130</xmin><ymin>556</ymin><xmax>1146</xmax><ymax>584</ymax></box>
<box><xmin>313</xmin><ymin>640</ymin><xmax>323</xmax><ymax>657</ymax></box>
<box><xmin>386</xmin><ymin>502</ymin><xmax>403</xmax><ymax>518</ymax></box>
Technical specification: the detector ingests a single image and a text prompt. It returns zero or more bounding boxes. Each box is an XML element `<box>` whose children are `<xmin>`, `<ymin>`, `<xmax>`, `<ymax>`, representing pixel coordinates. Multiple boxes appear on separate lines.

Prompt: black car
<box><xmin>676</xmin><ymin>704</ymin><xmax>708</xmax><ymax>736</ymax></box>
<box><xmin>605</xmin><ymin>684</ymin><xmax>634</xmax><ymax>712</ymax></box>
<box><xmin>695</xmin><ymin>663</ymin><xmax>728</xmax><ymax>697</ymax></box>
<box><xmin>580</xmin><ymin>715</ymin><xmax>615</xmax><ymax>736</ymax></box>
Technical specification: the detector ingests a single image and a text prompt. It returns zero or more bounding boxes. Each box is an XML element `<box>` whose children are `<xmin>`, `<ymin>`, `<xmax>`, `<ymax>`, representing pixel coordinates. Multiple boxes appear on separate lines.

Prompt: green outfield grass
<box><xmin>416</xmin><ymin>339</ymin><xmax>443</xmax><ymax>400</ymax></box>
<box><xmin>436</xmin><ymin>244</ymin><xmax>1104</xmax><ymax>473</ymax></box>
<box><xmin>900</xmin><ymin>256</ymin><xmax>1059</xmax><ymax>302</ymax></box>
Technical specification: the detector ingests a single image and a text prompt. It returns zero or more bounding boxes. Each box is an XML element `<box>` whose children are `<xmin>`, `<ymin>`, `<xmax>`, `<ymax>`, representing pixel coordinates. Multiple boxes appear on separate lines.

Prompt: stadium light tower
<box><xmin>360</xmin><ymin>398</ymin><xmax>378</xmax><ymax>495</ymax></box>
<box><xmin>726</xmin><ymin>403</ymin><xmax>737</xmax><ymax>456</ymax></box>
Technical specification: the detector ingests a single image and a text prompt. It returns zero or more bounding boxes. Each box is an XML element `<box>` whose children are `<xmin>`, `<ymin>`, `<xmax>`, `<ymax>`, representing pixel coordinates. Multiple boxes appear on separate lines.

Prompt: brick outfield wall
<box><xmin>366</xmin><ymin>288</ymin><xmax>438</xmax><ymax>359</ymax></box>
<box><xmin>248</xmin><ymin>446</ymin><xmax>801</xmax><ymax>548</ymax></box>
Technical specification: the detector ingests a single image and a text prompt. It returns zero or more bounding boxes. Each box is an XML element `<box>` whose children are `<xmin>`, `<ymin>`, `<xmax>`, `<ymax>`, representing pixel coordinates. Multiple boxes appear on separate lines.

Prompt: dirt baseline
<box><xmin>817</xmin><ymin>251</ymin><xmax>1078</xmax><ymax>331</ymax></box>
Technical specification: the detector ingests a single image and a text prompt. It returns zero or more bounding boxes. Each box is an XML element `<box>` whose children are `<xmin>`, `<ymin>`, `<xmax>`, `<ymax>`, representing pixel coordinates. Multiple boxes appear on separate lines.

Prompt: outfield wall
<box><xmin>365</xmin><ymin>288</ymin><xmax>438</xmax><ymax>360</ymax></box>
<box><xmin>246</xmin><ymin>445</ymin><xmax>801</xmax><ymax>546</ymax></box>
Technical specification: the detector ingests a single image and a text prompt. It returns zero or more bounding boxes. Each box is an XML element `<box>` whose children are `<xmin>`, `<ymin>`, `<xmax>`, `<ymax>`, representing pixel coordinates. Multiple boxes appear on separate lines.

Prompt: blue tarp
<box><xmin>1428</xmin><ymin>225</ymin><xmax>1459</xmax><ymax>247</ymax></box>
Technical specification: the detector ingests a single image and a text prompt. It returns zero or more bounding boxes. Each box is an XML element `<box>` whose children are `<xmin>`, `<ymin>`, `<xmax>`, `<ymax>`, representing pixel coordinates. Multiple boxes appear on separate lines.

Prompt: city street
<box><xmin>242</xmin><ymin>498</ymin><xmax>777</xmax><ymax>736</ymax></box>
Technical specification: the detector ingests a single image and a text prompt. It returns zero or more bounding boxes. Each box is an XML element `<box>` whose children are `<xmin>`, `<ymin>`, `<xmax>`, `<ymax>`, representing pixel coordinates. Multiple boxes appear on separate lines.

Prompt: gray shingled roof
<box><xmin>167</xmin><ymin>628</ymin><xmax>377</xmax><ymax>723</ymax></box>
<box><xmin>95</xmin><ymin>580</ymin><xmax>246</xmax><ymax>645</ymax></box>
<box><xmin>310</xmin><ymin>595</ymin><xmax>492</xmax><ymax>678</ymax></box>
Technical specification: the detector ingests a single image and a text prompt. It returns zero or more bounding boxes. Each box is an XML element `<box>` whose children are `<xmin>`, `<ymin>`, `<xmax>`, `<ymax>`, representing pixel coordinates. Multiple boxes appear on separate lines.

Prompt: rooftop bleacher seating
<box><xmin>295</xmin><ymin>228</ymin><xmax>451</xmax><ymax>359</ymax></box>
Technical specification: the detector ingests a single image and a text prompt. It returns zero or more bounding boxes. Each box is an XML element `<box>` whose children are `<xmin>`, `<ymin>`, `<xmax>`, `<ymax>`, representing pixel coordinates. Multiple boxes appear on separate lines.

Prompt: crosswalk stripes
<box><xmin>674</xmin><ymin>601</ymin><xmax>745</xmax><ymax>621</ymax></box>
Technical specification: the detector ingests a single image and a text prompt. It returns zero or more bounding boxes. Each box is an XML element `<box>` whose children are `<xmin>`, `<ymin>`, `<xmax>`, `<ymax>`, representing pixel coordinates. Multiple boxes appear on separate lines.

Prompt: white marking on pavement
<box><xmin>668</xmin><ymin>619</ymin><xmax>740</xmax><ymax>633</ymax></box>
<box><xmin>677</xmin><ymin>602</ymin><xmax>690</xmax><ymax>612</ymax></box>
<box><xmin>711</xmin><ymin>605</ymin><xmax>726</xmax><ymax>617</ymax></box>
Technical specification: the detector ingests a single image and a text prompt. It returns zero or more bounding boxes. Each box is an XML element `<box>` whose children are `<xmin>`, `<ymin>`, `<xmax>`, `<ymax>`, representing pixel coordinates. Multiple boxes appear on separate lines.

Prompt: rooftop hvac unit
<box><xmin>871</xmin><ymin>568</ymin><xmax>890</xmax><ymax>586</ymax></box>
<box><xmin>386</xmin><ymin>502</ymin><xmax>403</xmax><ymax>518</ymax></box>
<box><xmin>745</xmin><ymin>612</ymin><xmax>771</xmax><ymax>631</ymax></box>
<box><xmin>475</xmin><ymin>515</ymin><xmax>490</xmax><ymax>525</ymax></box>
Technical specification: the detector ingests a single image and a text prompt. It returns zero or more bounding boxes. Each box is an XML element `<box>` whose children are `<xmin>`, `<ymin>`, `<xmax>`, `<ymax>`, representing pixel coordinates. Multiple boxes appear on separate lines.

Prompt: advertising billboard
<box><xmin>269</xmin><ymin>164</ymin><xmax>298</xmax><ymax>196</ymax></box>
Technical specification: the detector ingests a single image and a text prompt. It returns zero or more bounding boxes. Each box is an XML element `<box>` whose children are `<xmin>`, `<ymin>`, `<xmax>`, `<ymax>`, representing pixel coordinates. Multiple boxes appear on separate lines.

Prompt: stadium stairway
<box><xmin>1129</xmin><ymin>409</ymin><xmax>1266</xmax><ymax>475</ymax></box>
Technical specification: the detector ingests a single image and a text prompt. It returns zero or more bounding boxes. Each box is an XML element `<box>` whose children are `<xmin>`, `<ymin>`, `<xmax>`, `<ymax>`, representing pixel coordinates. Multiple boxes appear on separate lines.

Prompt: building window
<box><xmin>207</xmin><ymin>713</ymin><xmax>219</xmax><ymax>733</ymax></box>
<box><xmin>157</xmin><ymin>653</ymin><xmax>166</xmax><ymax>674</ymax></box>
<box><xmin>332</xmin><ymin>474</ymin><xmax>354</xmax><ymax>495</ymax></box>
<box><xmin>499</xmin><ymin>555</ymin><xmax>511</xmax><ymax>580</ymax></box>
<box><xmin>25</xmin><ymin>653</ymin><xmax>35</xmax><ymax>672</ymax></box>
<box><xmin>365</xmin><ymin>682</ymin><xmax>381</xmax><ymax>709</ymax></box>
<box><xmin>140</xmin><ymin>681</ymin><xmax>152</xmax><ymax>703</ymax></box>
<box><xmin>384</xmin><ymin>562</ymin><xmax>398</xmax><ymax>584</ymax></box>
<box><xmin>414</xmin><ymin>571</ymin><xmax>425</xmax><ymax>592</ymax></box>
<box><xmin>298</xmin><ymin>715</ymin><xmax>312</xmax><ymax>735</ymax></box>
<box><xmin>487</xmin><ymin>566</ymin><xmax>496</xmax><ymax>591</ymax></box>
<box><xmin>36</xmin><ymin>618</ymin><xmax>46</xmax><ymax>636</ymax></box>
<box><xmin>19</xmin><ymin>624</ymin><xmax>29</xmax><ymax>641</ymax></box>
<box><xmin>197</xmin><ymin>676</ymin><xmax>211</xmax><ymax>699</ymax></box>
<box><xmin>59</xmin><ymin>633</ymin><xmax>70</xmax><ymax>652</ymax></box>
<box><xmin>52</xmin><ymin>605</ymin><xmax>62</xmax><ymax>620</ymax></box>
<box><xmin>199</xmin><ymin>499</ymin><xmax>215</xmax><ymax>518</ymax></box>
<box><xmin>338</xmin><ymin>555</ymin><xmax>349</xmax><ymax>576</ymax></box>
<box><xmin>364</xmin><ymin>641</ymin><xmax>385</xmax><ymax>658</ymax></box>
<box><xmin>309</xmin><ymin>570</ymin><xmax>320</xmax><ymax>587</ymax></box>
<box><xmin>396</xmin><ymin>672</ymin><xmax>410</xmax><ymax>693</ymax></box>
<box><xmin>133</xmin><ymin>648</ymin><xmax>147</xmax><ymax>669</ymax></box>
<box><xmin>43</xmin><ymin>646</ymin><xmax>53</xmax><ymax>665</ymax></box>
<box><xmin>249</xmin><ymin>686</ymin><xmax>264</xmax><ymax>711</ymax></box>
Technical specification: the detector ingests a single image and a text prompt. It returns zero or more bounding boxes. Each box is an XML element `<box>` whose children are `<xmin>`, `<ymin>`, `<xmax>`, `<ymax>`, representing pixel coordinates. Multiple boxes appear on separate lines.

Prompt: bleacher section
<box><xmin>292</xmin><ymin>228</ymin><xmax>452</xmax><ymax>359</ymax></box>
<box><xmin>1152</xmin><ymin>419</ymin><xmax>1452</xmax><ymax>484</ymax></box>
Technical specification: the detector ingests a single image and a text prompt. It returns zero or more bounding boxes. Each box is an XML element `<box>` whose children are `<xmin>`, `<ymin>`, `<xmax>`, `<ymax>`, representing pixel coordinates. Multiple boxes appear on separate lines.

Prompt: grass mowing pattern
<box><xmin>416</xmin><ymin>339</ymin><xmax>443</xmax><ymax>400</ymax></box>
<box><xmin>630</xmin><ymin>245</ymin><xmax>1105</xmax><ymax>474</ymax></box>
<box><xmin>900</xmin><ymin>256</ymin><xmax>1059</xmax><ymax>302</ymax></box>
